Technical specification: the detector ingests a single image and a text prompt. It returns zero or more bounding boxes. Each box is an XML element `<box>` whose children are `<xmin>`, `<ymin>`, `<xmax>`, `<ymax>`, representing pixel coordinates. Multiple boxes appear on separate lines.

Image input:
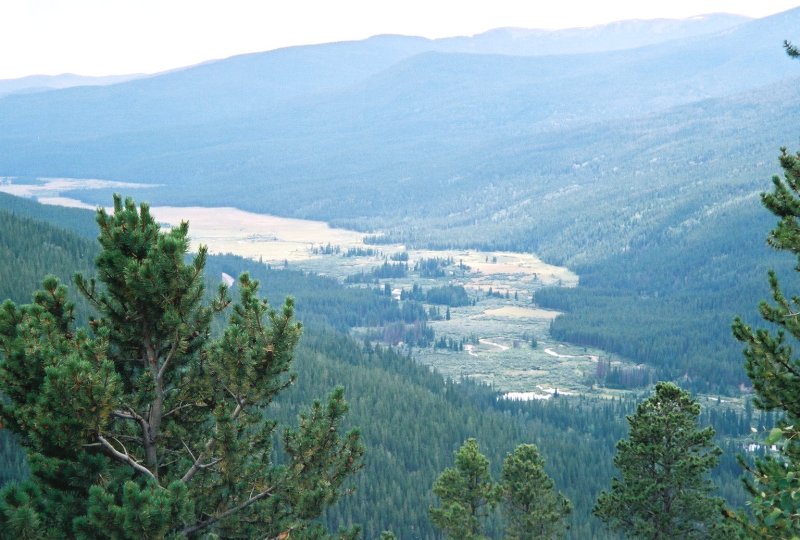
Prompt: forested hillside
<box><xmin>2</xmin><ymin>14</ymin><xmax>800</xmax><ymax>395</ymax></box>
<box><xmin>537</xmin><ymin>199</ymin><xmax>796</xmax><ymax>392</ymax></box>
<box><xmin>0</xmin><ymin>206</ymin><xmax>95</xmax><ymax>306</ymax></box>
<box><xmin>0</xmin><ymin>197</ymin><xmax>758</xmax><ymax>537</ymax></box>
<box><xmin>0</xmin><ymin>192</ymin><xmax>99</xmax><ymax>238</ymax></box>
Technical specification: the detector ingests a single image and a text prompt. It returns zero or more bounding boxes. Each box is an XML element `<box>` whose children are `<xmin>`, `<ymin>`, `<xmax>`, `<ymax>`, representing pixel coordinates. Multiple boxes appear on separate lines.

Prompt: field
<box><xmin>148</xmin><ymin>205</ymin><xmax>636</xmax><ymax>397</ymax></box>
<box><xmin>152</xmin><ymin>206</ymin><xmax>365</xmax><ymax>262</ymax></box>
<box><xmin>419</xmin><ymin>295</ymin><xmax>614</xmax><ymax>396</ymax></box>
<box><xmin>10</xmin><ymin>184</ymin><xmax>634</xmax><ymax>397</ymax></box>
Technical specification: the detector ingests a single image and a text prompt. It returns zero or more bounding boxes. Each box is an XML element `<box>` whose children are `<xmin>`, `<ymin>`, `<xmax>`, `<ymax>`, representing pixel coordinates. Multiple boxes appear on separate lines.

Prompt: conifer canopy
<box><xmin>0</xmin><ymin>195</ymin><xmax>363</xmax><ymax>539</ymax></box>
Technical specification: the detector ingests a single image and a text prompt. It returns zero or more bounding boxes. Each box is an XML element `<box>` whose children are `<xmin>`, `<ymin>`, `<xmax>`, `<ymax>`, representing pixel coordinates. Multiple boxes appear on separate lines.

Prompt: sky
<box><xmin>1</xmin><ymin>0</ymin><xmax>799</xmax><ymax>80</ymax></box>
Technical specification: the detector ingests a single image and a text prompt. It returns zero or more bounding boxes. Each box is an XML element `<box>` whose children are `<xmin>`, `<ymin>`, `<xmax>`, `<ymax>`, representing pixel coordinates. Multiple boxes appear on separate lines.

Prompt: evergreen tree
<box><xmin>0</xmin><ymin>195</ymin><xmax>363</xmax><ymax>538</ymax></box>
<box><xmin>429</xmin><ymin>438</ymin><xmax>497</xmax><ymax>540</ymax></box>
<box><xmin>500</xmin><ymin>443</ymin><xmax>571</xmax><ymax>540</ymax></box>
<box><xmin>594</xmin><ymin>382</ymin><xmax>726</xmax><ymax>539</ymax></box>
<box><xmin>731</xmin><ymin>146</ymin><xmax>800</xmax><ymax>537</ymax></box>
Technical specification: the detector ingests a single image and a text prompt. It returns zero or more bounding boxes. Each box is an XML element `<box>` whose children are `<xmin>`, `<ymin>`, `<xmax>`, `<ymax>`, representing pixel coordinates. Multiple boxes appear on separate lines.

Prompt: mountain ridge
<box><xmin>0</xmin><ymin>8</ymin><xmax>798</xmax><ymax>268</ymax></box>
<box><xmin>0</xmin><ymin>10</ymin><xmax>756</xmax><ymax>104</ymax></box>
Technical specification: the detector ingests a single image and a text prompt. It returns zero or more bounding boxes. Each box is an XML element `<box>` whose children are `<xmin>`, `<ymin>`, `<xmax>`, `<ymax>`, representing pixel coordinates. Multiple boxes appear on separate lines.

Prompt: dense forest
<box><xmin>536</xmin><ymin>201</ymin><xmax>795</xmax><ymax>393</ymax></box>
<box><xmin>0</xmin><ymin>196</ymin><xmax>761</xmax><ymax>537</ymax></box>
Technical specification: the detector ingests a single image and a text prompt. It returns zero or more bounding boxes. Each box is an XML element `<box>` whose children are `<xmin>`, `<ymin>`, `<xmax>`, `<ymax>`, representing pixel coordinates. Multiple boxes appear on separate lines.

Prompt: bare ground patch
<box><xmin>482</xmin><ymin>306</ymin><xmax>562</xmax><ymax>320</ymax></box>
<box><xmin>504</xmin><ymin>369</ymin><xmax>548</xmax><ymax>377</ymax></box>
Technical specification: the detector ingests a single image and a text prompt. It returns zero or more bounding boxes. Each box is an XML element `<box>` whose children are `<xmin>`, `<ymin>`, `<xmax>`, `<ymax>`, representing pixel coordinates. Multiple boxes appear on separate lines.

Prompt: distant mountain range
<box><xmin>0</xmin><ymin>73</ymin><xmax>145</xmax><ymax>97</ymax></box>
<box><xmin>0</xmin><ymin>12</ymin><xmax>750</xmax><ymax>97</ymax></box>
<box><xmin>0</xmin><ymin>8</ymin><xmax>797</xmax><ymax>264</ymax></box>
<box><xmin>430</xmin><ymin>13</ymin><xmax>751</xmax><ymax>56</ymax></box>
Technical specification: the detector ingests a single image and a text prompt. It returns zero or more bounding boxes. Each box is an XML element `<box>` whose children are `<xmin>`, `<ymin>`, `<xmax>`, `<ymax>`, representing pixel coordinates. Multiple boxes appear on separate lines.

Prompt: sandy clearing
<box><xmin>501</xmin><ymin>387</ymin><xmax>574</xmax><ymax>401</ymax></box>
<box><xmin>479</xmin><ymin>338</ymin><xmax>509</xmax><ymax>351</ymax></box>
<box><xmin>502</xmin><ymin>391</ymin><xmax>553</xmax><ymax>401</ymax></box>
<box><xmin>482</xmin><ymin>306</ymin><xmax>562</xmax><ymax>320</ymax></box>
<box><xmin>536</xmin><ymin>385</ymin><xmax>574</xmax><ymax>396</ymax></box>
<box><xmin>544</xmin><ymin>348</ymin><xmax>574</xmax><ymax>358</ymax></box>
<box><xmin>544</xmin><ymin>348</ymin><xmax>599</xmax><ymax>362</ymax></box>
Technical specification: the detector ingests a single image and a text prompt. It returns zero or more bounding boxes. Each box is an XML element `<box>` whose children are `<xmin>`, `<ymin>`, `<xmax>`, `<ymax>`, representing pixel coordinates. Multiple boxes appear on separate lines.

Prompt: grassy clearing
<box><xmin>149</xmin><ymin>207</ymin><xmax>634</xmax><ymax>396</ymax></box>
<box><xmin>38</xmin><ymin>200</ymin><xmax>628</xmax><ymax>396</ymax></box>
<box><xmin>151</xmin><ymin>206</ymin><xmax>365</xmax><ymax>262</ymax></box>
<box><xmin>408</xmin><ymin>292</ymin><xmax>638</xmax><ymax>395</ymax></box>
<box><xmin>150</xmin><ymin>207</ymin><xmax>579</xmax><ymax>286</ymax></box>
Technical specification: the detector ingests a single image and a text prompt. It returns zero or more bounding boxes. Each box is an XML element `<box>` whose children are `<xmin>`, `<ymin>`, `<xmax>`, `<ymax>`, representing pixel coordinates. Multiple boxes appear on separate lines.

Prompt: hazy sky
<box><xmin>1</xmin><ymin>0</ymin><xmax>799</xmax><ymax>79</ymax></box>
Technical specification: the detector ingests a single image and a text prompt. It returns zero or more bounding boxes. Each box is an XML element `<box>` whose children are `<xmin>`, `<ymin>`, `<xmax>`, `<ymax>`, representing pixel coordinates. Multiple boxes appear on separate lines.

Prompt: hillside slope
<box><xmin>0</xmin><ymin>196</ymin><xmax>648</xmax><ymax>538</ymax></box>
<box><xmin>0</xmin><ymin>10</ymin><xmax>794</xmax><ymax>218</ymax></box>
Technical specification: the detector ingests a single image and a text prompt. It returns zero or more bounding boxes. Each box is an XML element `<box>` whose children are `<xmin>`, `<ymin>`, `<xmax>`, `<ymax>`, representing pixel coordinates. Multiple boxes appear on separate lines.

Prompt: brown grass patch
<box><xmin>151</xmin><ymin>206</ymin><xmax>365</xmax><ymax>262</ymax></box>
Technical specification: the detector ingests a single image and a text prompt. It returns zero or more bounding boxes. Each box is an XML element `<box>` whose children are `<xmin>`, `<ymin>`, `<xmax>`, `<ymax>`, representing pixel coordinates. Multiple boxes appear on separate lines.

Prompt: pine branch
<box><xmin>157</xmin><ymin>334</ymin><xmax>181</xmax><ymax>381</ymax></box>
<box><xmin>163</xmin><ymin>402</ymin><xmax>195</xmax><ymax>418</ymax></box>
<box><xmin>181</xmin><ymin>438</ymin><xmax>197</xmax><ymax>463</ymax></box>
<box><xmin>112</xmin><ymin>406</ymin><xmax>150</xmax><ymax>430</ymax></box>
<box><xmin>181</xmin><ymin>400</ymin><xmax>246</xmax><ymax>484</ymax></box>
<box><xmin>178</xmin><ymin>485</ymin><xmax>276</xmax><ymax>535</ymax></box>
<box><xmin>96</xmin><ymin>434</ymin><xmax>157</xmax><ymax>482</ymax></box>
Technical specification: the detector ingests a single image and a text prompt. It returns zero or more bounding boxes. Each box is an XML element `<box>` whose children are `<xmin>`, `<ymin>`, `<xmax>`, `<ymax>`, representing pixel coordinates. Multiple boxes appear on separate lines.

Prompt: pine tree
<box><xmin>594</xmin><ymin>382</ymin><xmax>726</xmax><ymax>539</ymax></box>
<box><xmin>0</xmin><ymin>195</ymin><xmax>363</xmax><ymax>538</ymax></box>
<box><xmin>500</xmin><ymin>443</ymin><xmax>570</xmax><ymax>540</ymax></box>
<box><xmin>731</xmin><ymin>147</ymin><xmax>800</xmax><ymax>537</ymax></box>
<box><xmin>429</xmin><ymin>438</ymin><xmax>497</xmax><ymax>540</ymax></box>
